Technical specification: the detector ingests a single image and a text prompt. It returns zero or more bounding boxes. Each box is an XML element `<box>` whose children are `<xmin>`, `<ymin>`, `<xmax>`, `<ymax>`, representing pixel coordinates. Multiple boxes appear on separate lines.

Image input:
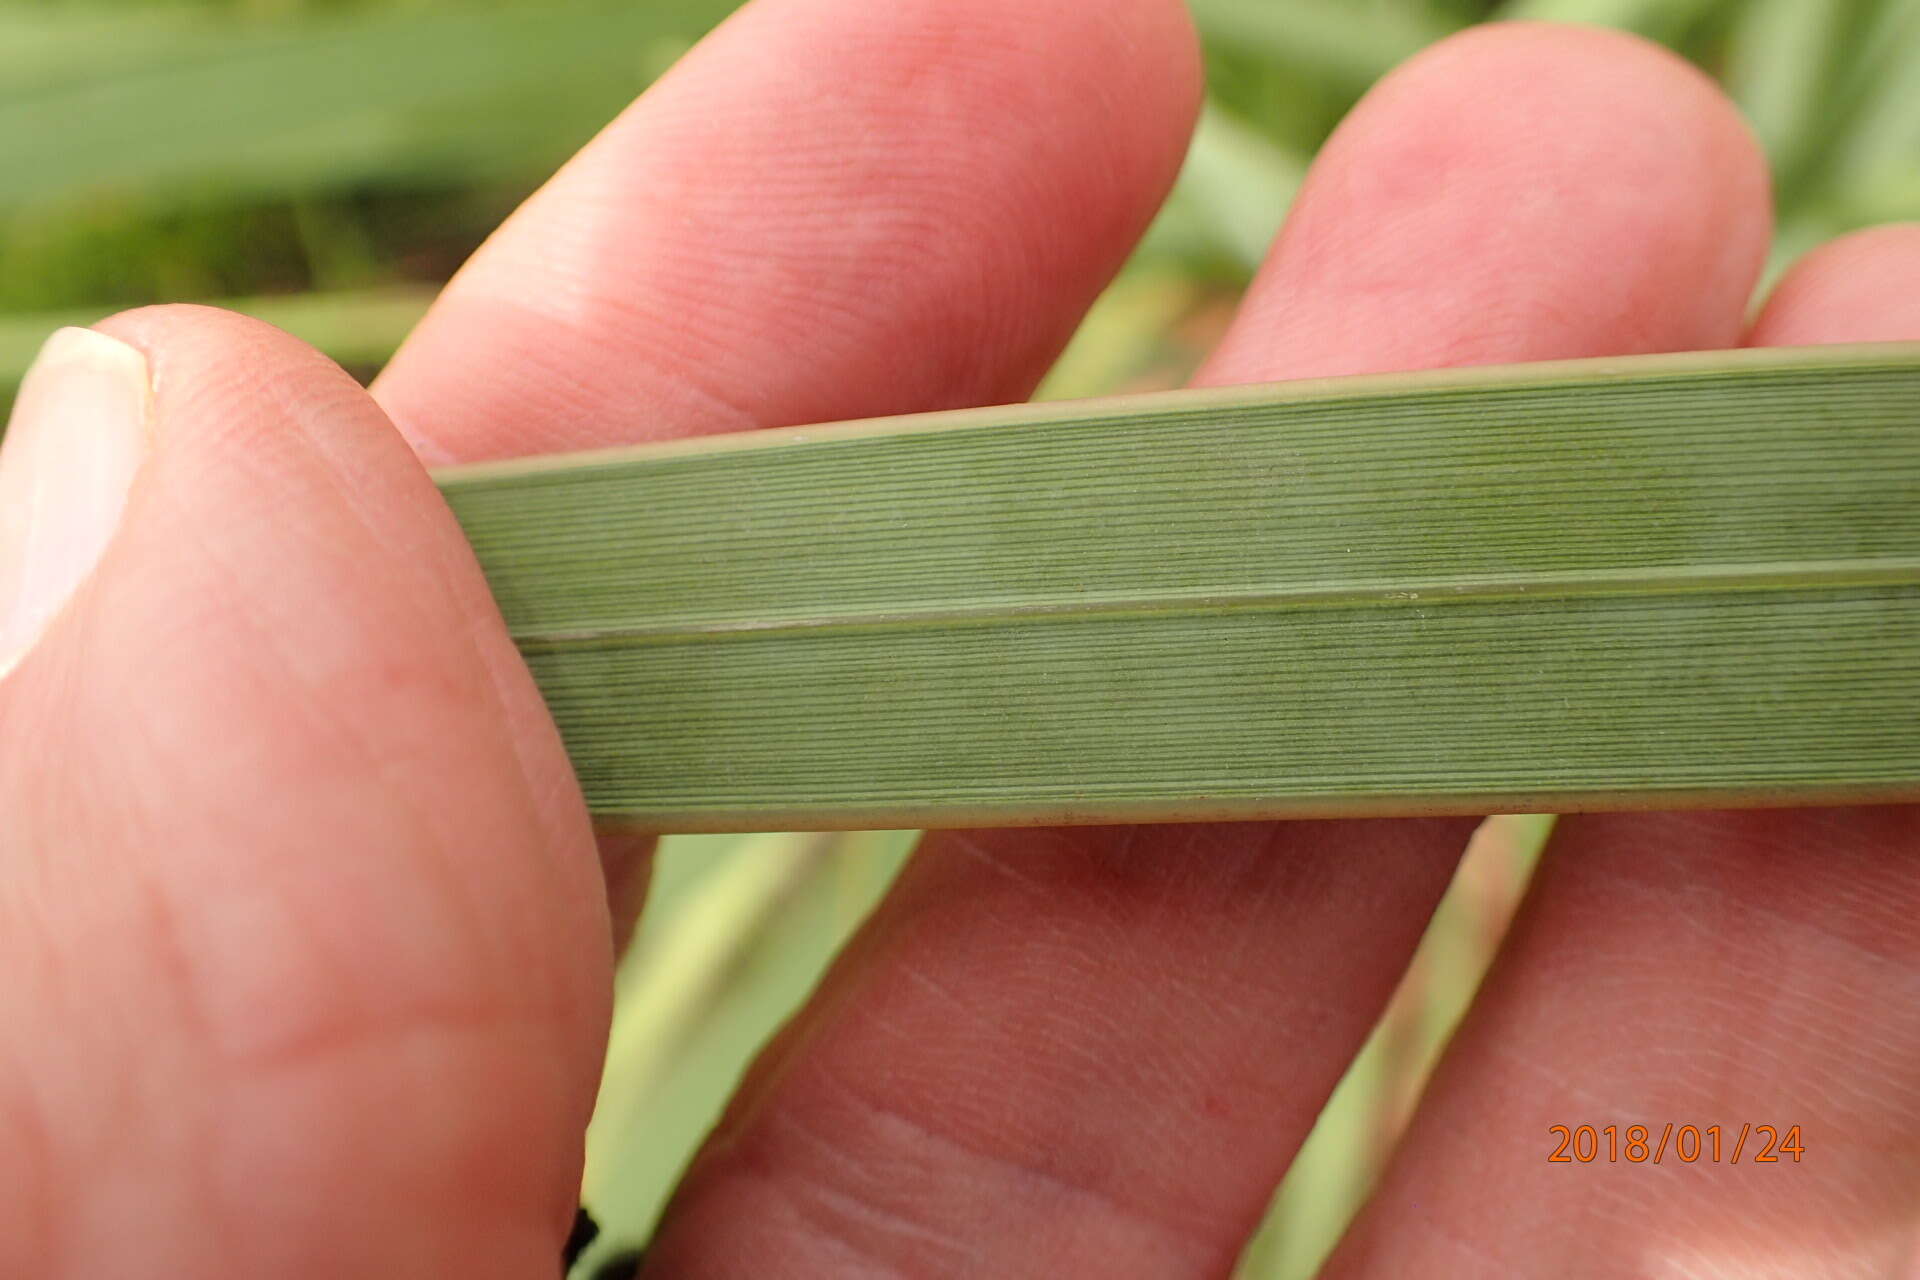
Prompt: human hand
<box><xmin>5</xmin><ymin>3</ymin><xmax>1918</xmax><ymax>1276</ymax></box>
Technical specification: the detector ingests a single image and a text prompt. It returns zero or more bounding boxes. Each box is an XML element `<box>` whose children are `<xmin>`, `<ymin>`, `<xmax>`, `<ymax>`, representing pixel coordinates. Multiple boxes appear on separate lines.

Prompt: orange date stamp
<box><xmin>1548</xmin><ymin>1124</ymin><xmax>1804</xmax><ymax>1165</ymax></box>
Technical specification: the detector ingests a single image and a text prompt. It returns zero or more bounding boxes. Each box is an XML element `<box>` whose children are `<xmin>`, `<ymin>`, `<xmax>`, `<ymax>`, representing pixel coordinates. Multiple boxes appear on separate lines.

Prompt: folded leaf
<box><xmin>435</xmin><ymin>344</ymin><xmax>1920</xmax><ymax>831</ymax></box>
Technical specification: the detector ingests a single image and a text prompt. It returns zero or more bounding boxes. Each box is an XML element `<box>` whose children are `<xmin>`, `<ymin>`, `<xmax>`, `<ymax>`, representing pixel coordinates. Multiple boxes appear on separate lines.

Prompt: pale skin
<box><xmin>4</xmin><ymin>3</ymin><xmax>1919</xmax><ymax>1275</ymax></box>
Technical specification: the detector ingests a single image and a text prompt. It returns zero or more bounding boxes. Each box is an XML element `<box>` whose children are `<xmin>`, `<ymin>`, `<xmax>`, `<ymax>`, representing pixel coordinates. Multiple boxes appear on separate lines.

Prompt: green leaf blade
<box><xmin>436</xmin><ymin>344</ymin><xmax>1920</xmax><ymax>831</ymax></box>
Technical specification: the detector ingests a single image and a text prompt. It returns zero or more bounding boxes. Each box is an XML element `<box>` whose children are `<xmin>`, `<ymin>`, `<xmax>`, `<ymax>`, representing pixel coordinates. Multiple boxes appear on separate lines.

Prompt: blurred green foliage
<box><xmin>7</xmin><ymin>0</ymin><xmax>1916</xmax><ymax>400</ymax></box>
<box><xmin>3</xmin><ymin>0</ymin><xmax>1913</xmax><ymax>1274</ymax></box>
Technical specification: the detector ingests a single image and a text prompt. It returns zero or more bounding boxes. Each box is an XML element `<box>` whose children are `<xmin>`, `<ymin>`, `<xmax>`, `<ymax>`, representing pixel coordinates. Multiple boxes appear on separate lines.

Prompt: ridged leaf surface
<box><xmin>436</xmin><ymin>344</ymin><xmax>1920</xmax><ymax>831</ymax></box>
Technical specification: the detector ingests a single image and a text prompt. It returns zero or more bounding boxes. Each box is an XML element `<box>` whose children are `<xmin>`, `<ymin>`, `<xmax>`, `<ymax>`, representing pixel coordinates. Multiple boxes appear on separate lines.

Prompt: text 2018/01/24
<box><xmin>1548</xmin><ymin>1123</ymin><xmax>1805</xmax><ymax>1165</ymax></box>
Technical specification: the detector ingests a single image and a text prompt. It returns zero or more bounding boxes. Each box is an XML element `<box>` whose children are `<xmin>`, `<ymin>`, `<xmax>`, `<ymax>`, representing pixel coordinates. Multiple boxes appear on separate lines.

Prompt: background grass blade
<box><xmin>1187</xmin><ymin>0</ymin><xmax>1459</xmax><ymax>94</ymax></box>
<box><xmin>1498</xmin><ymin>0</ymin><xmax>1727</xmax><ymax>43</ymax></box>
<box><xmin>0</xmin><ymin>285</ymin><xmax>435</xmax><ymax>391</ymax></box>
<box><xmin>1139</xmin><ymin>100</ymin><xmax>1309</xmax><ymax>276</ymax></box>
<box><xmin>437</xmin><ymin>344</ymin><xmax>1920</xmax><ymax>832</ymax></box>
<box><xmin>0</xmin><ymin>2</ymin><xmax>731</xmax><ymax>212</ymax></box>
<box><xmin>576</xmin><ymin>829</ymin><xmax>916</xmax><ymax>1270</ymax></box>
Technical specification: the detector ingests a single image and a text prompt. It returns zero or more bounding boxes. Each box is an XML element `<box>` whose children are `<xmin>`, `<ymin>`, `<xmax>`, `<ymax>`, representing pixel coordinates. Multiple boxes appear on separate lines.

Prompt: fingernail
<box><xmin>0</xmin><ymin>328</ymin><xmax>152</xmax><ymax>680</ymax></box>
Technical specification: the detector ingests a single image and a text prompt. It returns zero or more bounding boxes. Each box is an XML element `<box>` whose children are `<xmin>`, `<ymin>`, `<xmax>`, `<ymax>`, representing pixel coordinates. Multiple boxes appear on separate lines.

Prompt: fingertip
<box><xmin>1419</xmin><ymin>19</ymin><xmax>1731</xmax><ymax>99</ymax></box>
<box><xmin>95</xmin><ymin>301</ymin><xmax>330</xmax><ymax>366</ymax></box>
<box><xmin>1202</xmin><ymin>19</ymin><xmax>1773</xmax><ymax>384</ymax></box>
<box><xmin>1379</xmin><ymin>19</ymin><xmax>1762</xmax><ymax>164</ymax></box>
<box><xmin>93</xmin><ymin>304</ymin><xmax>394</xmax><ymax>458</ymax></box>
<box><xmin>376</xmin><ymin>0</ymin><xmax>1202</xmax><ymax>461</ymax></box>
<box><xmin>1749</xmin><ymin>223</ymin><xmax>1920</xmax><ymax>346</ymax></box>
<box><xmin>1075</xmin><ymin>0</ymin><xmax>1205</xmax><ymax>142</ymax></box>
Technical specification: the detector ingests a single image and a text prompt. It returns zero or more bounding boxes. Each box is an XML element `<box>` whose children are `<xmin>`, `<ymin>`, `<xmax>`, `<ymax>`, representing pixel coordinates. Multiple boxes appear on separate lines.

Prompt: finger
<box><xmin>1746</xmin><ymin>222</ymin><xmax>1920</xmax><ymax>345</ymax></box>
<box><xmin>1320</xmin><ymin>234</ymin><xmax>1920</xmax><ymax>1277</ymax></box>
<box><xmin>0</xmin><ymin>308</ymin><xmax>610</xmax><ymax>1277</ymax></box>
<box><xmin>370</xmin><ymin>0</ymin><xmax>1201</xmax><ymax>946</ymax></box>
<box><xmin>1198</xmin><ymin>23</ymin><xmax>1767</xmax><ymax>384</ymax></box>
<box><xmin>642</xmin><ymin>24</ymin><xmax>1773</xmax><ymax>1278</ymax></box>
<box><xmin>369</xmin><ymin>0</ymin><xmax>1202</xmax><ymax>463</ymax></box>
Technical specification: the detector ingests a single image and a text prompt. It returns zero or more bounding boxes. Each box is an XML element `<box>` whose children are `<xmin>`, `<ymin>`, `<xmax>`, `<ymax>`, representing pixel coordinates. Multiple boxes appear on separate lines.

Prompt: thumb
<box><xmin>0</xmin><ymin>307</ymin><xmax>611</xmax><ymax>1277</ymax></box>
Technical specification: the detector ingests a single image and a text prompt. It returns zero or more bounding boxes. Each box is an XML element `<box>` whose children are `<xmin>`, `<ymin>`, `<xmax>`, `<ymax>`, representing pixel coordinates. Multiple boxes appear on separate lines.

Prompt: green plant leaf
<box><xmin>0</xmin><ymin>285</ymin><xmax>434</xmax><ymax>397</ymax></box>
<box><xmin>1137</xmin><ymin>99</ymin><xmax>1309</xmax><ymax>277</ymax></box>
<box><xmin>579</xmin><ymin>829</ymin><xmax>912</xmax><ymax>1260</ymax></box>
<box><xmin>0</xmin><ymin>1</ymin><xmax>734</xmax><ymax>212</ymax></box>
<box><xmin>0</xmin><ymin>8</ymin><xmax>216</xmax><ymax>93</ymax></box>
<box><xmin>436</xmin><ymin>345</ymin><xmax>1920</xmax><ymax>832</ymax></box>
<box><xmin>1823</xmin><ymin>0</ymin><xmax>1920</xmax><ymax>194</ymax></box>
<box><xmin>1495</xmin><ymin>0</ymin><xmax>1729</xmax><ymax>44</ymax></box>
<box><xmin>1187</xmin><ymin>0</ymin><xmax>1457</xmax><ymax>94</ymax></box>
<box><xmin>1725</xmin><ymin>0</ymin><xmax>1848</xmax><ymax>204</ymax></box>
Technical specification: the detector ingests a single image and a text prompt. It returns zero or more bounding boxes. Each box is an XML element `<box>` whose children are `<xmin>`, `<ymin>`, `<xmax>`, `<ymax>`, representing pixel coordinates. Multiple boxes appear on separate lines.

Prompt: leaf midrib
<box><xmin>507</xmin><ymin>556</ymin><xmax>1920</xmax><ymax>648</ymax></box>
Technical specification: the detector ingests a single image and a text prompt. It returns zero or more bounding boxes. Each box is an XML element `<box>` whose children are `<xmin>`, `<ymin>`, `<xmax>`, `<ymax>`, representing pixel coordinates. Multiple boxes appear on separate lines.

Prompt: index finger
<box><xmin>369</xmin><ymin>0</ymin><xmax>1201</xmax><ymax>463</ymax></box>
<box><xmin>368</xmin><ymin>0</ymin><xmax>1200</xmax><ymax>941</ymax></box>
